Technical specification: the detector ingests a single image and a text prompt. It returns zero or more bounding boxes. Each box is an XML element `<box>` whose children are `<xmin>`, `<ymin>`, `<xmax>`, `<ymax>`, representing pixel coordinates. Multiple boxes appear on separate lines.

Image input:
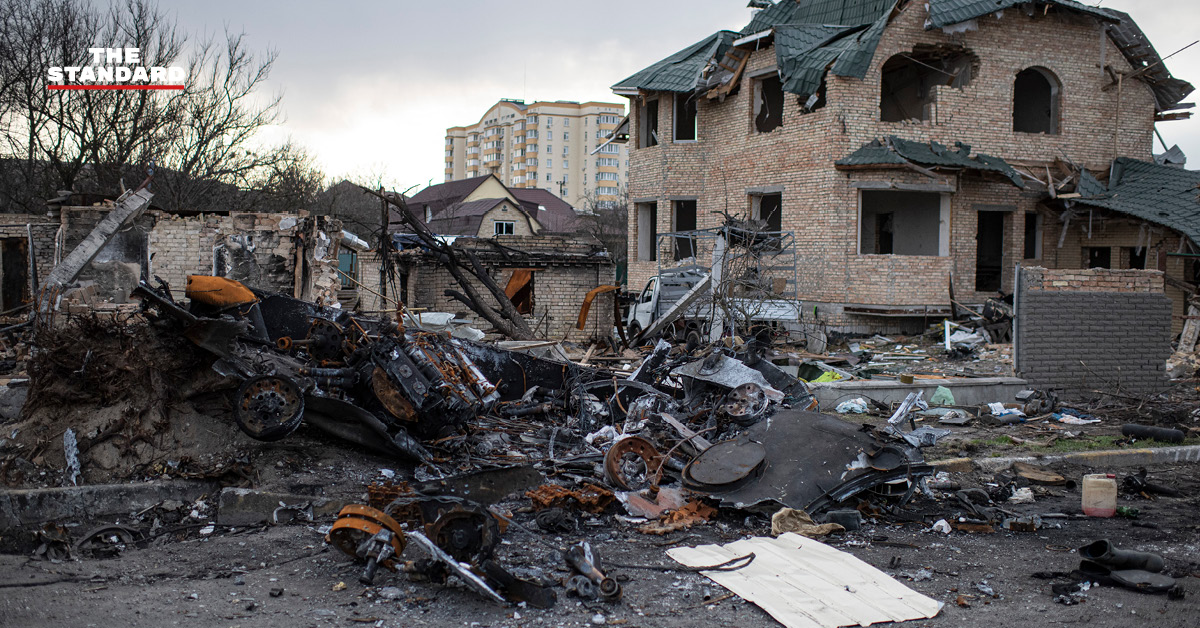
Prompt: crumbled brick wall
<box><xmin>624</xmin><ymin>3</ymin><xmax>1157</xmax><ymax>332</ymax></box>
<box><xmin>56</xmin><ymin>207</ymin><xmax>340</xmax><ymax>305</ymax></box>
<box><xmin>1015</xmin><ymin>266</ymin><xmax>1170</xmax><ymax>397</ymax></box>
<box><xmin>389</xmin><ymin>235</ymin><xmax>616</xmax><ymax>341</ymax></box>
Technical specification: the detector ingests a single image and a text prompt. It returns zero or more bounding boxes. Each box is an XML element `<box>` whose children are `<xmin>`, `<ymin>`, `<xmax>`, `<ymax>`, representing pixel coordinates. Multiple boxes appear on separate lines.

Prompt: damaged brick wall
<box><xmin>1015</xmin><ymin>266</ymin><xmax>1170</xmax><ymax>397</ymax></box>
<box><xmin>393</xmin><ymin>234</ymin><xmax>616</xmax><ymax>341</ymax></box>
<box><xmin>625</xmin><ymin>2</ymin><xmax>1157</xmax><ymax>332</ymax></box>
<box><xmin>59</xmin><ymin>207</ymin><xmax>342</xmax><ymax>307</ymax></box>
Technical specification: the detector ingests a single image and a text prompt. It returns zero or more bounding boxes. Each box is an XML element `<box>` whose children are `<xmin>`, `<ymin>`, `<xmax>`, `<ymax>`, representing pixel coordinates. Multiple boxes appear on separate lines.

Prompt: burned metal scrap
<box><xmin>133</xmin><ymin>275</ymin><xmax>585</xmax><ymax>463</ymax></box>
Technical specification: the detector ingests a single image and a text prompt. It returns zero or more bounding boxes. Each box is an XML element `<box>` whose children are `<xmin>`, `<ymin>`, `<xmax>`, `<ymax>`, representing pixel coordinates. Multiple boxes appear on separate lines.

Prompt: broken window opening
<box><xmin>639</xmin><ymin>98</ymin><xmax>659</xmax><ymax>148</ymax></box>
<box><xmin>859</xmin><ymin>190</ymin><xmax>945</xmax><ymax>256</ymax></box>
<box><xmin>975</xmin><ymin>212</ymin><xmax>1005</xmax><ymax>292</ymax></box>
<box><xmin>503</xmin><ymin>269</ymin><xmax>535</xmax><ymax>315</ymax></box>
<box><xmin>753</xmin><ymin>74</ymin><xmax>784</xmax><ymax>133</ymax></box>
<box><xmin>674</xmin><ymin>93</ymin><xmax>698</xmax><ymax>142</ymax></box>
<box><xmin>672</xmin><ymin>200</ymin><xmax>697</xmax><ymax>260</ymax></box>
<box><xmin>0</xmin><ymin>237</ymin><xmax>30</xmax><ymax>311</ymax></box>
<box><xmin>879</xmin><ymin>46</ymin><xmax>977</xmax><ymax>122</ymax></box>
<box><xmin>494</xmin><ymin>220</ymin><xmax>515</xmax><ymax>236</ymax></box>
<box><xmin>1013</xmin><ymin>66</ymin><xmax>1060</xmax><ymax>134</ymax></box>
<box><xmin>751</xmin><ymin>193</ymin><xmax>783</xmax><ymax>233</ymax></box>
<box><xmin>337</xmin><ymin>250</ymin><xmax>358</xmax><ymax>289</ymax></box>
<box><xmin>1125</xmin><ymin>246</ymin><xmax>1146</xmax><ymax>270</ymax></box>
<box><xmin>1023</xmin><ymin>212</ymin><xmax>1042</xmax><ymax>260</ymax></box>
<box><xmin>1086</xmin><ymin>246</ymin><xmax>1111</xmax><ymax>269</ymax></box>
<box><xmin>637</xmin><ymin>202</ymin><xmax>658</xmax><ymax>261</ymax></box>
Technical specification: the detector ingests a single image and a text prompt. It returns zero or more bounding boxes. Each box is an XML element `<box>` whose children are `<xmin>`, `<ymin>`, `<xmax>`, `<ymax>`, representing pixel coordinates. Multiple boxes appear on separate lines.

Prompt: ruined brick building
<box><xmin>610</xmin><ymin>0</ymin><xmax>1195</xmax><ymax>334</ymax></box>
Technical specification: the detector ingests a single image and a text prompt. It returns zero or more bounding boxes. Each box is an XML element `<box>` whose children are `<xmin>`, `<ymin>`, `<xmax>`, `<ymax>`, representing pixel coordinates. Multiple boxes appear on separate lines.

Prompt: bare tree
<box><xmin>0</xmin><ymin>0</ymin><xmax>306</xmax><ymax>213</ymax></box>
<box><xmin>576</xmin><ymin>183</ymin><xmax>628</xmax><ymax>281</ymax></box>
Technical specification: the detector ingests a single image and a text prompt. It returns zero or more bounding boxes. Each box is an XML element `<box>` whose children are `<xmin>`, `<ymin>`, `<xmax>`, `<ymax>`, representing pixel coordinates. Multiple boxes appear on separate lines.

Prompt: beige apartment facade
<box><xmin>445</xmin><ymin>99</ymin><xmax>628</xmax><ymax>208</ymax></box>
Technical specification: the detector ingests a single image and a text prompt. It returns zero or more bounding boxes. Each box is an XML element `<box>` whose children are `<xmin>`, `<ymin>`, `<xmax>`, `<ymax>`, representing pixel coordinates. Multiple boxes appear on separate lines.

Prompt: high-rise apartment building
<box><xmin>445</xmin><ymin>99</ymin><xmax>628</xmax><ymax>208</ymax></box>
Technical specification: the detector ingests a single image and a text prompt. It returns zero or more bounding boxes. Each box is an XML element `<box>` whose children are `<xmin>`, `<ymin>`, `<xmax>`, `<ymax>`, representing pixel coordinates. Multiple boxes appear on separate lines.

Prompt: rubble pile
<box><xmin>0</xmin><ymin>273</ymin><xmax>1195</xmax><ymax>626</ymax></box>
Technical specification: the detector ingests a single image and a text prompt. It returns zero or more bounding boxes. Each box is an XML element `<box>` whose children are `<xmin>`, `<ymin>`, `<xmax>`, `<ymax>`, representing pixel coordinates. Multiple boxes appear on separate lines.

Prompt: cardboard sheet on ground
<box><xmin>667</xmin><ymin>533</ymin><xmax>942</xmax><ymax>628</ymax></box>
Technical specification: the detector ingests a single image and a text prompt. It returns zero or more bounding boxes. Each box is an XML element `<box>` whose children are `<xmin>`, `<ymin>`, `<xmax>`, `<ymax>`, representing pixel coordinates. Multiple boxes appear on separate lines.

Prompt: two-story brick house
<box><xmin>610</xmin><ymin>0</ymin><xmax>1194</xmax><ymax>334</ymax></box>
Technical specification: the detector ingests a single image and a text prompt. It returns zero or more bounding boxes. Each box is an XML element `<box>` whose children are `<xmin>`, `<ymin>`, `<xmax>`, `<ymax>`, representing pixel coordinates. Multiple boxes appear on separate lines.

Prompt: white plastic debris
<box><xmin>1057</xmin><ymin>414</ymin><xmax>1100</xmax><ymax>425</ymax></box>
<box><xmin>931</xmin><ymin>519</ymin><xmax>952</xmax><ymax>534</ymax></box>
<box><xmin>62</xmin><ymin>428</ymin><xmax>81</xmax><ymax>487</ymax></box>
<box><xmin>1008</xmin><ymin>487</ymin><xmax>1035</xmax><ymax>504</ymax></box>
<box><xmin>835</xmin><ymin>398</ymin><xmax>870</xmax><ymax>414</ymax></box>
<box><xmin>199</xmin><ymin>525</ymin><xmax>215</xmax><ymax>535</ymax></box>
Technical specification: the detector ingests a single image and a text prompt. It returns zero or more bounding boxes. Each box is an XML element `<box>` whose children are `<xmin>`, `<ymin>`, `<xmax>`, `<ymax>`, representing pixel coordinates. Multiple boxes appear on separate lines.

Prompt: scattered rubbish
<box><xmin>639</xmin><ymin>501</ymin><xmax>717</xmax><ymax>535</ymax></box>
<box><xmin>770</xmin><ymin>508</ymin><xmax>845</xmax><ymax>538</ymax></box>
<box><xmin>527</xmin><ymin>484</ymin><xmax>615</xmax><ymax>514</ymax></box>
<box><xmin>929</xmin><ymin>386</ymin><xmax>955</xmax><ymax>406</ymax></box>
<box><xmin>823</xmin><ymin>510</ymin><xmax>861</xmax><ymax>532</ymax></box>
<box><xmin>1079</xmin><ymin>539</ymin><xmax>1164</xmax><ymax>572</ymax></box>
<box><xmin>668</xmin><ymin>533</ymin><xmax>943</xmax><ymax>628</ymax></box>
<box><xmin>1001</xmin><ymin>515</ymin><xmax>1042</xmax><ymax>532</ymax></box>
<box><xmin>62</xmin><ymin>429</ymin><xmax>80</xmax><ymax>487</ymax></box>
<box><xmin>563</xmin><ymin>541</ymin><xmax>621</xmax><ymax>601</ymax></box>
<box><xmin>1121</xmin><ymin>424</ymin><xmax>1185</xmax><ymax>443</ymax></box>
<box><xmin>1082</xmin><ymin>474</ymin><xmax>1118</xmax><ymax>517</ymax></box>
<box><xmin>1056</xmin><ymin>414</ymin><xmax>1100</xmax><ymax>425</ymax></box>
<box><xmin>931</xmin><ymin>519</ymin><xmax>952</xmax><ymax>534</ymax></box>
<box><xmin>835</xmin><ymin>398</ymin><xmax>869</xmax><ymax>414</ymax></box>
<box><xmin>1012</xmin><ymin>462</ymin><xmax>1067</xmax><ymax>486</ymax></box>
<box><xmin>1123</xmin><ymin>467</ymin><xmax>1182</xmax><ymax>498</ymax></box>
<box><xmin>1007</xmin><ymin>487</ymin><xmax>1035</xmax><ymax>504</ymax></box>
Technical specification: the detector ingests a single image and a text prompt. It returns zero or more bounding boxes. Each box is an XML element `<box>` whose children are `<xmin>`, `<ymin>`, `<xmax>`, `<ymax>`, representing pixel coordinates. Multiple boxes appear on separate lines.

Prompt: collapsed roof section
<box><xmin>836</xmin><ymin>136</ymin><xmax>1026</xmax><ymax>188</ymax></box>
<box><xmin>611</xmin><ymin>31</ymin><xmax>737</xmax><ymax>94</ymax></box>
<box><xmin>1073</xmin><ymin>158</ymin><xmax>1200</xmax><ymax>245</ymax></box>
<box><xmin>616</xmin><ymin>1</ymin><xmax>1192</xmax><ymax>112</ymax></box>
<box><xmin>924</xmin><ymin>0</ymin><xmax>1114</xmax><ymax>30</ymax></box>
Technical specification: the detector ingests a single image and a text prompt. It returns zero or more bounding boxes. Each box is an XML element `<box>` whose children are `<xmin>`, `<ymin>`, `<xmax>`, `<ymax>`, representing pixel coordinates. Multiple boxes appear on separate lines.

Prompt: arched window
<box><xmin>880</xmin><ymin>48</ymin><xmax>976</xmax><ymax>122</ymax></box>
<box><xmin>1013</xmin><ymin>67</ymin><xmax>1060</xmax><ymax>134</ymax></box>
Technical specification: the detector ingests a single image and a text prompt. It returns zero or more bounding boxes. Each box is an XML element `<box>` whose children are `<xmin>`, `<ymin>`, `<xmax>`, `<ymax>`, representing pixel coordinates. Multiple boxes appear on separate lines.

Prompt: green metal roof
<box><xmin>926</xmin><ymin>0</ymin><xmax>1114</xmax><ymax>30</ymax></box>
<box><xmin>612</xmin><ymin>31</ymin><xmax>736</xmax><ymax>93</ymax></box>
<box><xmin>836</xmin><ymin>136</ymin><xmax>1025</xmax><ymax>187</ymax></box>
<box><xmin>1074</xmin><ymin>158</ymin><xmax>1200</xmax><ymax>244</ymax></box>
<box><xmin>741</xmin><ymin>0</ymin><xmax>896</xmax><ymax>35</ymax></box>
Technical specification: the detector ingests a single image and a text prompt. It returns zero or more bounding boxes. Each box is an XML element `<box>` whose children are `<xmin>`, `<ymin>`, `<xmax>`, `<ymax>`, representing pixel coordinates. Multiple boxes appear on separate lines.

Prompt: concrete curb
<box><xmin>932</xmin><ymin>444</ymin><xmax>1200</xmax><ymax>473</ymax></box>
<box><xmin>0</xmin><ymin>480</ymin><xmax>216</xmax><ymax>530</ymax></box>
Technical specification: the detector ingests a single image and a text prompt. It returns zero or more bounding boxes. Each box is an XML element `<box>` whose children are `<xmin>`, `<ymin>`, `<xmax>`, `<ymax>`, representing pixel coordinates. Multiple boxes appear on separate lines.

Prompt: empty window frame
<box><xmin>753</xmin><ymin>74</ymin><xmax>784</xmax><ymax>133</ymax></box>
<box><xmin>751</xmin><ymin>193</ymin><xmax>783</xmax><ymax>233</ymax></box>
<box><xmin>674</xmin><ymin>93</ymin><xmax>697</xmax><ymax>141</ymax></box>
<box><xmin>879</xmin><ymin>46</ymin><xmax>976</xmax><ymax>122</ymax></box>
<box><xmin>1086</xmin><ymin>246</ymin><xmax>1111</xmax><ymax>269</ymax></box>
<box><xmin>1013</xmin><ymin>67</ymin><xmax>1061</xmax><ymax>134</ymax></box>
<box><xmin>639</xmin><ymin>98</ymin><xmax>659</xmax><ymax>148</ymax></box>
<box><xmin>1125</xmin><ymin>246</ymin><xmax>1146</xmax><ymax>270</ymax></box>
<box><xmin>494</xmin><ymin>220</ymin><xmax>515</xmax><ymax>236</ymax></box>
<box><xmin>672</xmin><ymin>200</ymin><xmax>697</xmax><ymax>260</ymax></box>
<box><xmin>1023</xmin><ymin>212</ymin><xmax>1042</xmax><ymax>259</ymax></box>
<box><xmin>637</xmin><ymin>202</ymin><xmax>658</xmax><ymax>261</ymax></box>
<box><xmin>858</xmin><ymin>190</ymin><xmax>947</xmax><ymax>256</ymax></box>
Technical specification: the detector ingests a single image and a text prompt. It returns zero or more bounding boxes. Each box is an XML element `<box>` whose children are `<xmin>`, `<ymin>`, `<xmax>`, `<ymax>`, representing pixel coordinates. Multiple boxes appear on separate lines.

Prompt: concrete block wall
<box><xmin>624</xmin><ymin>2</ymin><xmax>1158</xmax><ymax>332</ymax></box>
<box><xmin>1015</xmin><ymin>266</ymin><xmax>1170</xmax><ymax>397</ymax></box>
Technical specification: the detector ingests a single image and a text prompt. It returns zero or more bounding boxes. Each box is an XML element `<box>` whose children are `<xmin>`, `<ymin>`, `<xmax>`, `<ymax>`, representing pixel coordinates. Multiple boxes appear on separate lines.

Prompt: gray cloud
<box><xmin>155</xmin><ymin>0</ymin><xmax>1198</xmax><ymax>188</ymax></box>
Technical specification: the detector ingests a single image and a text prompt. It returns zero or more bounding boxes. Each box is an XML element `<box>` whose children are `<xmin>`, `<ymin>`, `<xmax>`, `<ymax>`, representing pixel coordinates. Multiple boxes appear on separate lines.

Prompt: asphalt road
<box><xmin>1</xmin><ymin>460</ymin><xmax>1197</xmax><ymax>628</ymax></box>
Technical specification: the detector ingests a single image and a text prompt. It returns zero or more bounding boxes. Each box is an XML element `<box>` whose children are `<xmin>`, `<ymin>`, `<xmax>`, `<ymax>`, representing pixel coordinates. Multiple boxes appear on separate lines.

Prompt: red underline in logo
<box><xmin>47</xmin><ymin>84</ymin><xmax>185</xmax><ymax>91</ymax></box>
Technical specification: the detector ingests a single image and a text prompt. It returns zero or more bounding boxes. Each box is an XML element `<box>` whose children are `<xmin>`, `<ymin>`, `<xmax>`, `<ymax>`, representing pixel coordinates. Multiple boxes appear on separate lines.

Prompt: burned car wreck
<box><xmin>128</xmin><ymin>275</ymin><xmax>940</xmax><ymax>606</ymax></box>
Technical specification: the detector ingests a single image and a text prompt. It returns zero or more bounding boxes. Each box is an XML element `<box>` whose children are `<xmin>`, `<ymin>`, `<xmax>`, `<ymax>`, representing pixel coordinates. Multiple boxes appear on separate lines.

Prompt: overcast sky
<box><xmin>155</xmin><ymin>0</ymin><xmax>1198</xmax><ymax>192</ymax></box>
